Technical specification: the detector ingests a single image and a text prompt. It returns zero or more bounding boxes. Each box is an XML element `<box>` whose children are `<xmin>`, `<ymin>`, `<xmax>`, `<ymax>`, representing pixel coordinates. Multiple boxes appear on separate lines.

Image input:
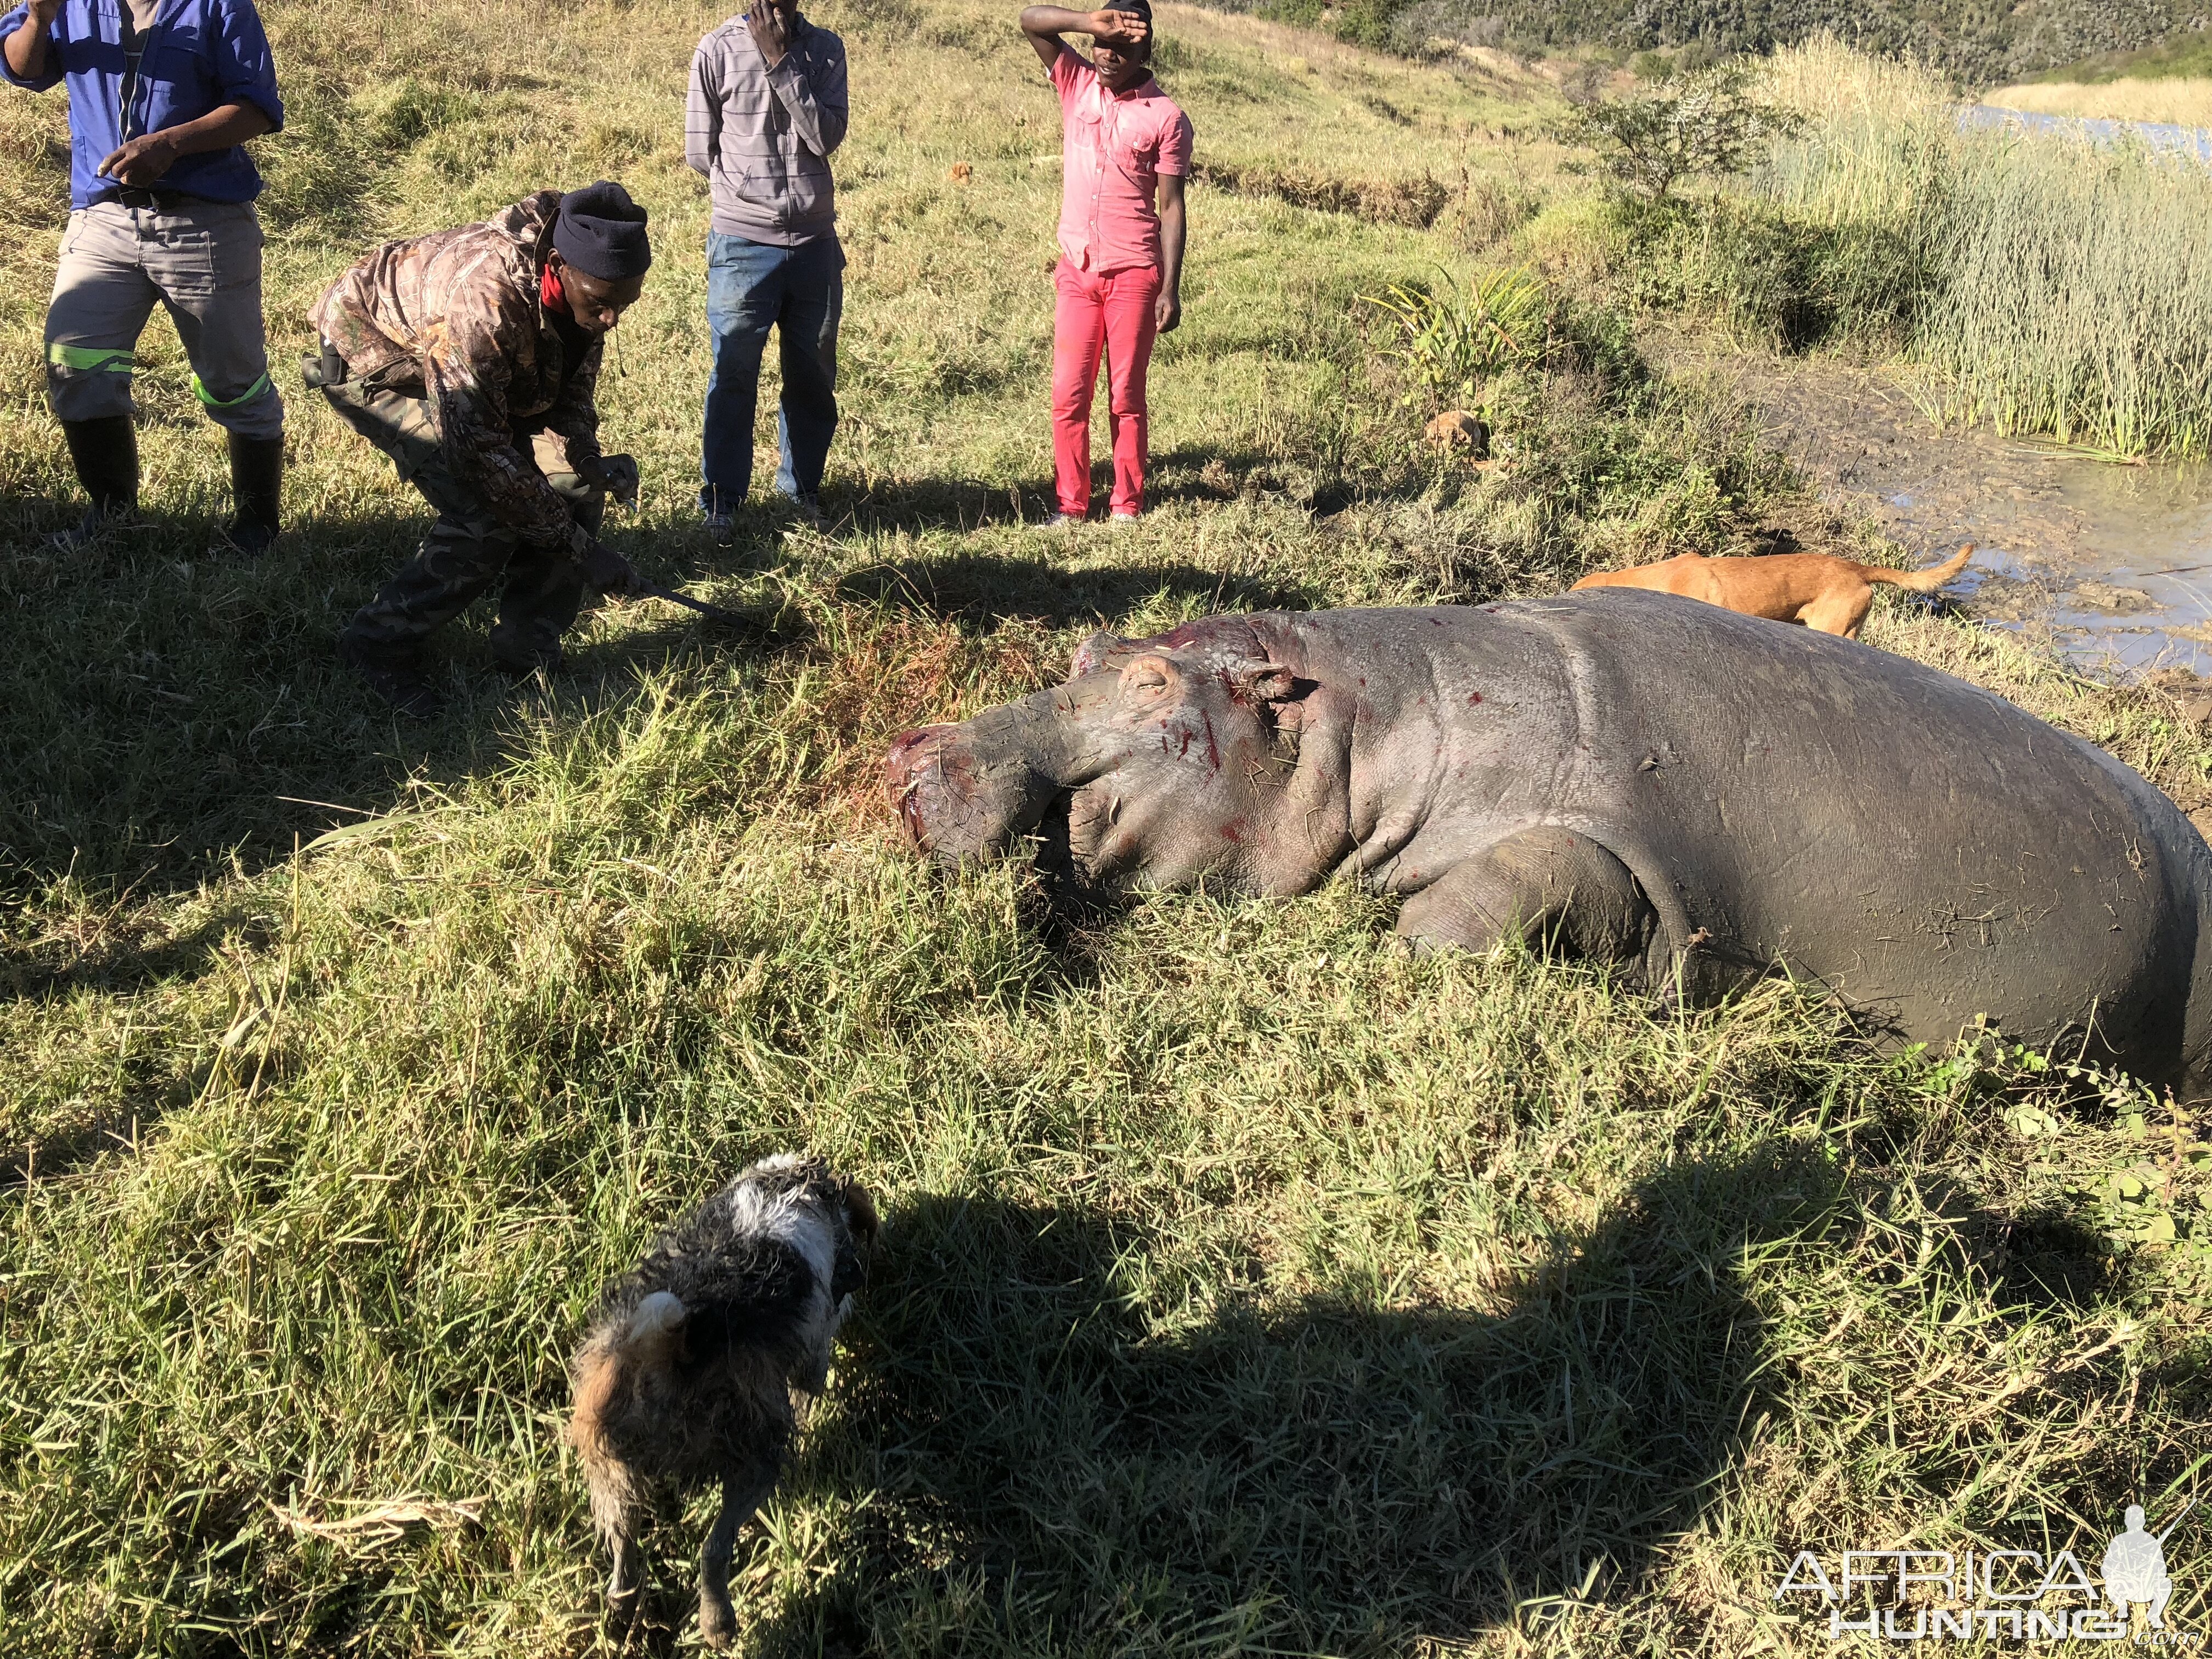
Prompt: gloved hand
<box><xmin>578</xmin><ymin>536</ymin><xmax>645</xmax><ymax>598</ymax></box>
<box><xmin>578</xmin><ymin>453</ymin><xmax>640</xmax><ymax>510</ymax></box>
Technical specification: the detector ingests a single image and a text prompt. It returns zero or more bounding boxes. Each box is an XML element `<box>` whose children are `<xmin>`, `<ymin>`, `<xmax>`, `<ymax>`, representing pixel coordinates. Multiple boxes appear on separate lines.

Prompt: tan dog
<box><xmin>1570</xmin><ymin>544</ymin><xmax>1975</xmax><ymax>639</ymax></box>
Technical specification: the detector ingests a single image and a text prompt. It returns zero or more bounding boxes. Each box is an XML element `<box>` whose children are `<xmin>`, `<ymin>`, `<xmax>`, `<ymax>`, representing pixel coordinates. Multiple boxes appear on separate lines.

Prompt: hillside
<box><xmin>2022</xmin><ymin>22</ymin><xmax>2212</xmax><ymax>82</ymax></box>
<box><xmin>1225</xmin><ymin>0</ymin><xmax>2187</xmax><ymax>86</ymax></box>
<box><xmin>1</xmin><ymin>1</ymin><xmax>2207</xmax><ymax>1654</ymax></box>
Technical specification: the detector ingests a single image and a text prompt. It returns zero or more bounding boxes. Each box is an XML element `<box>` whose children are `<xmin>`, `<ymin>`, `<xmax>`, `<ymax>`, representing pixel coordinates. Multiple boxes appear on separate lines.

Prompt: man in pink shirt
<box><xmin>1020</xmin><ymin>2</ymin><xmax>1190</xmax><ymax>526</ymax></box>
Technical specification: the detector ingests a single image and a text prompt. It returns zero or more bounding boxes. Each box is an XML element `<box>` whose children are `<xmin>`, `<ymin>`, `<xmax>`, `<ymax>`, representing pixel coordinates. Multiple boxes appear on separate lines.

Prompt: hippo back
<box><xmin>1427</xmin><ymin>592</ymin><xmax>2212</xmax><ymax>1079</ymax></box>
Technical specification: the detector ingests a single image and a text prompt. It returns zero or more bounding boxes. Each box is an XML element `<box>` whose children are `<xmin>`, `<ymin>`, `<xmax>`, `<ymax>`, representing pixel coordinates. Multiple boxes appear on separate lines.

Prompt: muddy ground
<box><xmin>1660</xmin><ymin>338</ymin><xmax>2212</xmax><ymax>681</ymax></box>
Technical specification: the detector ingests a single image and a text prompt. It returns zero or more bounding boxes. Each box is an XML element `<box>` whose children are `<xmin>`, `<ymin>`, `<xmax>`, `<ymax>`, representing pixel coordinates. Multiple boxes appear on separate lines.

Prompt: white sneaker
<box><xmin>1040</xmin><ymin>512</ymin><xmax>1079</xmax><ymax>529</ymax></box>
<box><xmin>1108</xmin><ymin>512</ymin><xmax>1141</xmax><ymax>529</ymax></box>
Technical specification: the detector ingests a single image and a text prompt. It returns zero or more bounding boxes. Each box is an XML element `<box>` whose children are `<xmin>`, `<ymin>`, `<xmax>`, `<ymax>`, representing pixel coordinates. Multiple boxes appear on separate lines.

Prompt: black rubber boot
<box><xmin>338</xmin><ymin>631</ymin><xmax>445</xmax><ymax>719</ymax></box>
<box><xmin>217</xmin><ymin>432</ymin><xmax>284</xmax><ymax>555</ymax></box>
<box><xmin>487</xmin><ymin>624</ymin><xmax>563</xmax><ymax>679</ymax></box>
<box><xmin>53</xmin><ymin>415</ymin><xmax>139</xmax><ymax>548</ymax></box>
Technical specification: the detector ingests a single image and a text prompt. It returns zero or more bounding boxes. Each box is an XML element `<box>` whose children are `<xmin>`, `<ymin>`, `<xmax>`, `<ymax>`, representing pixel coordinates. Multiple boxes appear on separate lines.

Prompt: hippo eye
<box><xmin>1122</xmin><ymin>664</ymin><xmax>1169</xmax><ymax>695</ymax></box>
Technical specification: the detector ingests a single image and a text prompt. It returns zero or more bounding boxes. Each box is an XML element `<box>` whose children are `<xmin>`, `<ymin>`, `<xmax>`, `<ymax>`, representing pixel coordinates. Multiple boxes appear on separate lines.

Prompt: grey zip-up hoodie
<box><xmin>685</xmin><ymin>12</ymin><xmax>848</xmax><ymax>246</ymax></box>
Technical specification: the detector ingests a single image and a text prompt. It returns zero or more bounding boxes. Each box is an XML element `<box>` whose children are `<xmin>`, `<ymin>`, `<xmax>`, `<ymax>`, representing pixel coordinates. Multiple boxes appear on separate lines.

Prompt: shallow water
<box><xmin>1880</xmin><ymin>454</ymin><xmax>2212</xmax><ymax>678</ymax></box>
<box><xmin>1656</xmin><ymin>341</ymin><xmax>2212</xmax><ymax>682</ymax></box>
<box><xmin>1966</xmin><ymin>103</ymin><xmax>2212</xmax><ymax>165</ymax></box>
<box><xmin>1923</xmin><ymin>112</ymin><xmax>2212</xmax><ymax>672</ymax></box>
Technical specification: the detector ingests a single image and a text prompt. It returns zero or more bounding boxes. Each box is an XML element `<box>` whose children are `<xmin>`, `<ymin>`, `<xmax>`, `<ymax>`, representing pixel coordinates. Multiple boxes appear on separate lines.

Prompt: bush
<box><xmin>1605</xmin><ymin>193</ymin><xmax>1924</xmax><ymax>350</ymax></box>
<box><xmin>1557</xmin><ymin>61</ymin><xmax>1803</xmax><ymax>202</ymax></box>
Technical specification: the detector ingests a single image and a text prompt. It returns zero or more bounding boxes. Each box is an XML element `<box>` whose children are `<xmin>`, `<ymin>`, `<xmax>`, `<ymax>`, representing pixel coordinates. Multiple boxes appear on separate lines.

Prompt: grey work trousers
<box><xmin>44</xmin><ymin>198</ymin><xmax>284</xmax><ymax>439</ymax></box>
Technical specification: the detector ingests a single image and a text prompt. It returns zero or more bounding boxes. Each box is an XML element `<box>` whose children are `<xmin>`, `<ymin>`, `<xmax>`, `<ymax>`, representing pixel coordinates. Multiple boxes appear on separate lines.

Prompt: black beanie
<box><xmin>553</xmin><ymin>181</ymin><xmax>652</xmax><ymax>281</ymax></box>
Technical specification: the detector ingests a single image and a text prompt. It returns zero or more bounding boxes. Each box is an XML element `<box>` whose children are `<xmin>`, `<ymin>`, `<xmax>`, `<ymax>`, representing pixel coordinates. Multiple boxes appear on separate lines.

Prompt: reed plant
<box><xmin>1983</xmin><ymin>77</ymin><xmax>2212</xmax><ymax>129</ymax></box>
<box><xmin>1742</xmin><ymin>36</ymin><xmax>2212</xmax><ymax>456</ymax></box>
<box><xmin>1918</xmin><ymin>133</ymin><xmax>2212</xmax><ymax>453</ymax></box>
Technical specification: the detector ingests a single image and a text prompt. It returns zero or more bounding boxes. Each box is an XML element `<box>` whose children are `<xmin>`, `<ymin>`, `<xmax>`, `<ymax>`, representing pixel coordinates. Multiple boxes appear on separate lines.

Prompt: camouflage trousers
<box><xmin>318</xmin><ymin>372</ymin><xmax>603</xmax><ymax>672</ymax></box>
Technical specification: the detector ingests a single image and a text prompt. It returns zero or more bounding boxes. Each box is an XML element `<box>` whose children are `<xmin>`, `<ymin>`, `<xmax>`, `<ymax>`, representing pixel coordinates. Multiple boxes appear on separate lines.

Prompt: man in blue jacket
<box><xmin>2</xmin><ymin>0</ymin><xmax>287</xmax><ymax>551</ymax></box>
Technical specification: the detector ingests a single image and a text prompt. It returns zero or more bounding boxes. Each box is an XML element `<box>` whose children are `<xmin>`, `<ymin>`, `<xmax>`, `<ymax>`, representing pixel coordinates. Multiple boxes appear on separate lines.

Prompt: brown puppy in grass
<box><xmin>1571</xmin><ymin>543</ymin><xmax>1976</xmax><ymax>639</ymax></box>
<box><xmin>566</xmin><ymin>1154</ymin><xmax>877</xmax><ymax>1648</ymax></box>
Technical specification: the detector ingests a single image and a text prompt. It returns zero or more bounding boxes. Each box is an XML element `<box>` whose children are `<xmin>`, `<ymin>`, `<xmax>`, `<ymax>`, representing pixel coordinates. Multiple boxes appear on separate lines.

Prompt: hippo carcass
<box><xmin>885</xmin><ymin>592</ymin><xmax>2212</xmax><ymax>1091</ymax></box>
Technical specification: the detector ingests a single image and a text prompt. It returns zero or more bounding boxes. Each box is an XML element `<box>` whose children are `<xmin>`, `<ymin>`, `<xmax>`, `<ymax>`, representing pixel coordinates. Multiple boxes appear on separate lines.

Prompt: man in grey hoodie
<box><xmin>686</xmin><ymin>0</ymin><xmax>848</xmax><ymax>536</ymax></box>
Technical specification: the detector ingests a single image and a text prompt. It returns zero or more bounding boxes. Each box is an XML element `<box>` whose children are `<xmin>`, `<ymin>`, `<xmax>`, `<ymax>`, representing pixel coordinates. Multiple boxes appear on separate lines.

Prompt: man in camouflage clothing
<box><xmin>310</xmin><ymin>181</ymin><xmax>653</xmax><ymax>715</ymax></box>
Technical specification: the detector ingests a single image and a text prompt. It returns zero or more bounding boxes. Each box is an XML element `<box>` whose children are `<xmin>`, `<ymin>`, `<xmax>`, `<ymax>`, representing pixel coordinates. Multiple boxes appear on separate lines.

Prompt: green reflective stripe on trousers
<box><xmin>46</xmin><ymin>343</ymin><xmax>136</xmax><ymax>373</ymax></box>
<box><xmin>193</xmin><ymin>371</ymin><xmax>272</xmax><ymax>409</ymax></box>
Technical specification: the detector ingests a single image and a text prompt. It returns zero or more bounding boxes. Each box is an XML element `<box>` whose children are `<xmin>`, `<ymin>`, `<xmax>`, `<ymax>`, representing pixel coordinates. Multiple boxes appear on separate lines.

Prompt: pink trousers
<box><xmin>1051</xmin><ymin>258</ymin><xmax>1160</xmax><ymax>518</ymax></box>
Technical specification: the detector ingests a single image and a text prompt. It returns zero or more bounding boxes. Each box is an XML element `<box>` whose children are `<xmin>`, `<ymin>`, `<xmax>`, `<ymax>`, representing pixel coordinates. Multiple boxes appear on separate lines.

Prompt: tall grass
<box><xmin>1918</xmin><ymin>136</ymin><xmax>2212</xmax><ymax>453</ymax></box>
<box><xmin>1748</xmin><ymin>36</ymin><xmax>2212</xmax><ymax>456</ymax></box>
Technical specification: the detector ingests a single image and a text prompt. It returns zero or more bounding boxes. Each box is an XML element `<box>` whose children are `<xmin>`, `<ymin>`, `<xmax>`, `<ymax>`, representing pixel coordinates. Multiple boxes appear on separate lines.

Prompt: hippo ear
<box><xmin>1118</xmin><ymin>653</ymin><xmax>1182</xmax><ymax>699</ymax></box>
<box><xmin>1229</xmin><ymin>663</ymin><xmax>1313</xmax><ymax>704</ymax></box>
<box><xmin>1071</xmin><ymin>630</ymin><xmax>1129</xmax><ymax>679</ymax></box>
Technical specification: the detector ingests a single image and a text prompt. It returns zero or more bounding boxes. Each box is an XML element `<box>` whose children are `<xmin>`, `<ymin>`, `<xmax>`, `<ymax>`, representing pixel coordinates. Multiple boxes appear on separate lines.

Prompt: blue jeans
<box><xmin>702</xmin><ymin>232</ymin><xmax>844</xmax><ymax>514</ymax></box>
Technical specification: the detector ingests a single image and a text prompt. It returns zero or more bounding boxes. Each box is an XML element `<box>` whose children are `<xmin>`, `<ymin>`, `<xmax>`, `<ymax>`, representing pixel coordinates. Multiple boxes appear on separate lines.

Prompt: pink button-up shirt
<box><xmin>1051</xmin><ymin>46</ymin><xmax>1193</xmax><ymax>276</ymax></box>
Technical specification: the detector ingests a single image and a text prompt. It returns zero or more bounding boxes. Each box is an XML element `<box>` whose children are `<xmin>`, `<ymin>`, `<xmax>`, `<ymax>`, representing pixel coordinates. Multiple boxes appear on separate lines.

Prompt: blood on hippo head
<box><xmin>1068</xmin><ymin>628</ymin><xmax>1131</xmax><ymax>679</ymax></box>
<box><xmin>885</xmin><ymin>619</ymin><xmax>1333</xmax><ymax>891</ymax></box>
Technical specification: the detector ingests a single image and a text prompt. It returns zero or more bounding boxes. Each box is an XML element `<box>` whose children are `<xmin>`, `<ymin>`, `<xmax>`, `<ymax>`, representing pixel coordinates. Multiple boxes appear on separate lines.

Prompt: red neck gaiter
<box><xmin>540</xmin><ymin>262</ymin><xmax>567</xmax><ymax>316</ymax></box>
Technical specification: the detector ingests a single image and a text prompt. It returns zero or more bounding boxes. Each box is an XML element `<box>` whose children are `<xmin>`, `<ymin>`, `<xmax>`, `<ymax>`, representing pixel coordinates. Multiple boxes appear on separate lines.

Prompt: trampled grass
<box><xmin>2</xmin><ymin>3</ymin><xmax>2210</xmax><ymax>1655</ymax></box>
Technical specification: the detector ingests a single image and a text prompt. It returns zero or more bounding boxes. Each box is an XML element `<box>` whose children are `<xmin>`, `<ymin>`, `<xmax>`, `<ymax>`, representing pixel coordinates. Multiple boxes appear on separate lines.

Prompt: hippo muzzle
<box><xmin>884</xmin><ymin>629</ymin><xmax>1332</xmax><ymax>888</ymax></box>
<box><xmin>885</xmin><ymin>692</ymin><xmax>1081</xmax><ymax>865</ymax></box>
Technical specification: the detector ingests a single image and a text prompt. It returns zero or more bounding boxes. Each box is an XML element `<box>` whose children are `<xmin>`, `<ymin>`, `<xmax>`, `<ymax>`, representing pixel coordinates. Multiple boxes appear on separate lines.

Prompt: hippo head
<box><xmin>886</xmin><ymin>618</ymin><xmax>1340</xmax><ymax>893</ymax></box>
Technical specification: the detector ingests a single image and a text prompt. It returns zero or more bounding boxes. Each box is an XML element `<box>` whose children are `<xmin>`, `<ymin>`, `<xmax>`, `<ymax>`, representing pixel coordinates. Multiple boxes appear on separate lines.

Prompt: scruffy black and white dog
<box><xmin>566</xmin><ymin>1153</ymin><xmax>877</xmax><ymax>1647</ymax></box>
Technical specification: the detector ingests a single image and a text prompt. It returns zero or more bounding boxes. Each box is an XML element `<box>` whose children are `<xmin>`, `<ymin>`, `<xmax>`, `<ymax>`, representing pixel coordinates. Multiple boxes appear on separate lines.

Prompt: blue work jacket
<box><xmin>0</xmin><ymin>0</ymin><xmax>284</xmax><ymax>207</ymax></box>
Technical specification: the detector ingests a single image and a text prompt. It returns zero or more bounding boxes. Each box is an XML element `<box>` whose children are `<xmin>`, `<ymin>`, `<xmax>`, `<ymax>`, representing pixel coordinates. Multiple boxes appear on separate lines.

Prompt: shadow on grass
<box><xmin>0</xmin><ymin>497</ymin><xmax>803</xmax><ymax>916</ymax></box>
<box><xmin>1988</xmin><ymin>1204</ymin><xmax>2116</xmax><ymax>1311</ymax></box>
<box><xmin>1147</xmin><ymin>442</ymin><xmax>1374</xmax><ymax>516</ymax></box>
<box><xmin>827</xmin><ymin>440</ymin><xmax>1386</xmax><ymax>541</ymax></box>
<box><xmin>836</xmin><ymin>550</ymin><xmax>1317</xmax><ymax>631</ymax></box>
<box><xmin>731</xmin><ymin>1142</ymin><xmax>1838</xmax><ymax>1656</ymax></box>
<box><xmin>840</xmin><ymin>475</ymin><xmax>1036</xmax><ymax>536</ymax></box>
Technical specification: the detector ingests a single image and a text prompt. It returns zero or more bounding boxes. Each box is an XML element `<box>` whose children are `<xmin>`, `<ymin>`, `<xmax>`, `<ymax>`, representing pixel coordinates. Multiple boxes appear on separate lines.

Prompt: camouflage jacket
<box><xmin>311</xmin><ymin>191</ymin><xmax>604</xmax><ymax>548</ymax></box>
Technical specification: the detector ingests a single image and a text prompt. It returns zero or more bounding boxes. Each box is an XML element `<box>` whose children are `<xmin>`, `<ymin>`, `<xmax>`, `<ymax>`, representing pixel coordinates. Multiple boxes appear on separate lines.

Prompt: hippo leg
<box><xmin>1396</xmin><ymin>826</ymin><xmax>1655</xmax><ymax>965</ymax></box>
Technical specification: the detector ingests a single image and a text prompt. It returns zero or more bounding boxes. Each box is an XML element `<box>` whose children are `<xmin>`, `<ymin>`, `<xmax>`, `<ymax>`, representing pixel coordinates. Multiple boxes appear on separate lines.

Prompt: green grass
<box><xmin>2</xmin><ymin>3</ymin><xmax>2210</xmax><ymax>1655</ymax></box>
